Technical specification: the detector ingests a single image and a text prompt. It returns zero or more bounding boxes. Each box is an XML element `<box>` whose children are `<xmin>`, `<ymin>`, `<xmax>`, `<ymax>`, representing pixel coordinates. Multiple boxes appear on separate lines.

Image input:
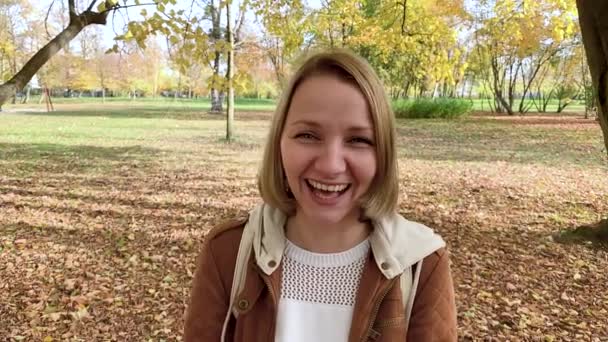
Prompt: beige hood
<box><xmin>246</xmin><ymin>203</ymin><xmax>445</xmax><ymax>279</ymax></box>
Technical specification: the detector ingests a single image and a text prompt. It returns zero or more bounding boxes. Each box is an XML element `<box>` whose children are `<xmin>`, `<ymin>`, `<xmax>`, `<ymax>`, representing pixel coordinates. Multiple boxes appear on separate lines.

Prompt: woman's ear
<box><xmin>284</xmin><ymin>178</ymin><xmax>294</xmax><ymax>199</ymax></box>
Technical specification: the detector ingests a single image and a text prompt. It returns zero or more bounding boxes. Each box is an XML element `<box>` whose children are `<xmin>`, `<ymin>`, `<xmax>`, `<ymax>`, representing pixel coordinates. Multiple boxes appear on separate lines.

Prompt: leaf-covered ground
<box><xmin>1</xmin><ymin>106</ymin><xmax>607</xmax><ymax>341</ymax></box>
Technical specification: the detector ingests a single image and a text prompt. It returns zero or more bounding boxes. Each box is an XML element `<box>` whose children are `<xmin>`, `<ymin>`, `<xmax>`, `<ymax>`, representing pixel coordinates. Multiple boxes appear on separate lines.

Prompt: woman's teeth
<box><xmin>307</xmin><ymin>179</ymin><xmax>349</xmax><ymax>192</ymax></box>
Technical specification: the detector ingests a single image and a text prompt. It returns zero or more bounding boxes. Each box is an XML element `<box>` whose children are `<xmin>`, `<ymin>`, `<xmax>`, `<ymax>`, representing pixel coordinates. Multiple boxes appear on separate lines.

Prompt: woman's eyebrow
<box><xmin>347</xmin><ymin>126</ymin><xmax>373</xmax><ymax>133</ymax></box>
<box><xmin>288</xmin><ymin>120</ymin><xmax>373</xmax><ymax>133</ymax></box>
<box><xmin>289</xmin><ymin>119</ymin><xmax>321</xmax><ymax>127</ymax></box>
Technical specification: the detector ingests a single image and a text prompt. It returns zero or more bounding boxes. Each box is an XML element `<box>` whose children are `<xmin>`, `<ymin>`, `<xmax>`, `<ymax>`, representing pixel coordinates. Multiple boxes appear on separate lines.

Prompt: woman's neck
<box><xmin>285</xmin><ymin>212</ymin><xmax>372</xmax><ymax>253</ymax></box>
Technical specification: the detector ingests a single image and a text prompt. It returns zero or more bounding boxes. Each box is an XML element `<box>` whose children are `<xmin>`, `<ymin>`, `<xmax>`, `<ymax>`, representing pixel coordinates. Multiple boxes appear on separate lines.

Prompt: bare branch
<box><xmin>193</xmin><ymin>0</ymin><xmax>211</xmax><ymax>16</ymax></box>
<box><xmin>111</xmin><ymin>8</ymin><xmax>120</xmax><ymax>37</ymax></box>
<box><xmin>100</xmin><ymin>2</ymin><xmax>158</xmax><ymax>15</ymax></box>
<box><xmin>86</xmin><ymin>0</ymin><xmax>98</xmax><ymax>12</ymax></box>
<box><xmin>68</xmin><ymin>0</ymin><xmax>76</xmax><ymax>14</ymax></box>
<box><xmin>45</xmin><ymin>0</ymin><xmax>56</xmax><ymax>39</ymax></box>
<box><xmin>235</xmin><ymin>0</ymin><xmax>248</xmax><ymax>43</ymax></box>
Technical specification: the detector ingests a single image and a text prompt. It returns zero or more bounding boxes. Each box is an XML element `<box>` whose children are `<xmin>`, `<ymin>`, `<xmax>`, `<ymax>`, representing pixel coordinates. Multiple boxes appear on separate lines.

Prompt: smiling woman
<box><xmin>184</xmin><ymin>49</ymin><xmax>457</xmax><ymax>342</ymax></box>
<box><xmin>279</xmin><ymin>73</ymin><xmax>378</xmax><ymax>251</ymax></box>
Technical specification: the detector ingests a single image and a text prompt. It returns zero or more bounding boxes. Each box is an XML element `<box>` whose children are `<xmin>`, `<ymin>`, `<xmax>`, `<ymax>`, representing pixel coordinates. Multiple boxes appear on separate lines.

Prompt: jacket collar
<box><xmin>246</xmin><ymin>203</ymin><xmax>445</xmax><ymax>279</ymax></box>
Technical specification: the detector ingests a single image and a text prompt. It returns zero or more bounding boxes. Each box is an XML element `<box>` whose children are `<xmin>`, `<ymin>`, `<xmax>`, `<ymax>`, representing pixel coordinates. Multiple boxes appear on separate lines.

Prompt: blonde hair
<box><xmin>257</xmin><ymin>49</ymin><xmax>399</xmax><ymax>219</ymax></box>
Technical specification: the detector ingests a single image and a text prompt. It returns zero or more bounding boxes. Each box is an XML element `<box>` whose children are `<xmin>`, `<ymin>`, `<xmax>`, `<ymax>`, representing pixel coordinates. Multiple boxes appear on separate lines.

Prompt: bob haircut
<box><xmin>257</xmin><ymin>49</ymin><xmax>399</xmax><ymax>220</ymax></box>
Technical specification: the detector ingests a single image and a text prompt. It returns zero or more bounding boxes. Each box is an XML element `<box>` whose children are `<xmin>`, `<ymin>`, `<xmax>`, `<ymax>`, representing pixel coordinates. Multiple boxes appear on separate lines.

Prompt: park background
<box><xmin>1</xmin><ymin>0</ymin><xmax>607</xmax><ymax>340</ymax></box>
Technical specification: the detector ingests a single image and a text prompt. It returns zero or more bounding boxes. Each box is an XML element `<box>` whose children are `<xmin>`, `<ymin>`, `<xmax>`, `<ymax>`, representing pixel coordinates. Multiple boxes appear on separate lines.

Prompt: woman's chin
<box><xmin>298</xmin><ymin>207</ymin><xmax>360</xmax><ymax>227</ymax></box>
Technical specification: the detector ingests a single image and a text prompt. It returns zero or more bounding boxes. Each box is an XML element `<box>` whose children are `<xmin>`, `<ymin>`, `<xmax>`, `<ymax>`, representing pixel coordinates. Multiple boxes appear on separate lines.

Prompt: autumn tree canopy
<box><xmin>0</xmin><ymin>0</ymin><xmax>596</xmax><ymax>119</ymax></box>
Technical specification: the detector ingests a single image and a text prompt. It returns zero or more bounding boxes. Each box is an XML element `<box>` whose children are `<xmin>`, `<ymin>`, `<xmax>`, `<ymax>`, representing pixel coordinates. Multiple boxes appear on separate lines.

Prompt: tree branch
<box><xmin>401</xmin><ymin>0</ymin><xmax>408</xmax><ymax>34</ymax></box>
<box><xmin>45</xmin><ymin>0</ymin><xmax>56</xmax><ymax>39</ymax></box>
<box><xmin>235</xmin><ymin>0</ymin><xmax>249</xmax><ymax>43</ymax></box>
<box><xmin>68</xmin><ymin>0</ymin><xmax>78</xmax><ymax>23</ymax></box>
<box><xmin>87</xmin><ymin>0</ymin><xmax>98</xmax><ymax>12</ymax></box>
<box><xmin>112</xmin><ymin>2</ymin><xmax>158</xmax><ymax>12</ymax></box>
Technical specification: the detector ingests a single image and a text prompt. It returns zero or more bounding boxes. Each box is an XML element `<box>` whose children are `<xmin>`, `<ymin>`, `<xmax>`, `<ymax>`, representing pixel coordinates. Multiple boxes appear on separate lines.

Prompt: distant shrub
<box><xmin>393</xmin><ymin>98</ymin><xmax>473</xmax><ymax>119</ymax></box>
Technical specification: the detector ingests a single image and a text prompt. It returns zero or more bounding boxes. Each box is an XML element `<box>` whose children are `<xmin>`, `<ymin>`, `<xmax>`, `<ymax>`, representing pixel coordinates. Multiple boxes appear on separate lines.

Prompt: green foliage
<box><xmin>393</xmin><ymin>98</ymin><xmax>473</xmax><ymax>119</ymax></box>
<box><xmin>554</xmin><ymin>84</ymin><xmax>579</xmax><ymax>113</ymax></box>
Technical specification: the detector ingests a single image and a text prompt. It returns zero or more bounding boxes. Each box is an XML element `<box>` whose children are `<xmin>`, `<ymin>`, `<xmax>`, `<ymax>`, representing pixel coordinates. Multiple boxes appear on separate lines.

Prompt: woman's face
<box><xmin>280</xmin><ymin>74</ymin><xmax>377</xmax><ymax>227</ymax></box>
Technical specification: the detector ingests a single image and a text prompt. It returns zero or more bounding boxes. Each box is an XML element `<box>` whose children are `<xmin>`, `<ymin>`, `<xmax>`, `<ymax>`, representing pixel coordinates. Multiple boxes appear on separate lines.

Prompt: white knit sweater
<box><xmin>274</xmin><ymin>239</ymin><xmax>370</xmax><ymax>342</ymax></box>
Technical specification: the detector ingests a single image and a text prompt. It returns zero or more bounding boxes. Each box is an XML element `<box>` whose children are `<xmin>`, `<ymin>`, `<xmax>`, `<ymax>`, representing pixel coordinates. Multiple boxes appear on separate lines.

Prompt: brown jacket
<box><xmin>184</xmin><ymin>216</ymin><xmax>457</xmax><ymax>341</ymax></box>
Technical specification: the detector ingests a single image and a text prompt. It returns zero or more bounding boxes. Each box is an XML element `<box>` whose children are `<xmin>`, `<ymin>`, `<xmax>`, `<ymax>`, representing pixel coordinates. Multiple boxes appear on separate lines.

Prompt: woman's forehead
<box><xmin>285</xmin><ymin>76</ymin><xmax>371</xmax><ymax>123</ymax></box>
<box><xmin>286</xmin><ymin>118</ymin><xmax>373</xmax><ymax>132</ymax></box>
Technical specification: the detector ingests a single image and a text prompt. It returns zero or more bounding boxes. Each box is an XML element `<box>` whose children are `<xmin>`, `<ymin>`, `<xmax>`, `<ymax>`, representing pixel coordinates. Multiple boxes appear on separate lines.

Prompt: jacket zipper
<box><xmin>261</xmin><ymin>274</ymin><xmax>277</xmax><ymax>303</ymax></box>
<box><xmin>373</xmin><ymin>316</ymin><xmax>406</xmax><ymax>328</ymax></box>
<box><xmin>362</xmin><ymin>278</ymin><xmax>397</xmax><ymax>342</ymax></box>
<box><xmin>260</xmin><ymin>270</ymin><xmax>278</xmax><ymax>341</ymax></box>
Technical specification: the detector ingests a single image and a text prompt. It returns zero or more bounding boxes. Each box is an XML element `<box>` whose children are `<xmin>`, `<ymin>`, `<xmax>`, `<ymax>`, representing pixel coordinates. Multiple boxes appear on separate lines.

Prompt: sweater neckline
<box><xmin>284</xmin><ymin>238</ymin><xmax>370</xmax><ymax>268</ymax></box>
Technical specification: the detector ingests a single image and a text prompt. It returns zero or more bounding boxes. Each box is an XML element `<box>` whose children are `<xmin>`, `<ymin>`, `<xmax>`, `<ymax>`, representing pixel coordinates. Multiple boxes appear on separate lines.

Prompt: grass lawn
<box><xmin>4</xmin><ymin>96</ymin><xmax>588</xmax><ymax>114</ymax></box>
<box><xmin>470</xmin><ymin>98</ymin><xmax>586</xmax><ymax>113</ymax></box>
<box><xmin>1</xmin><ymin>104</ymin><xmax>607</xmax><ymax>340</ymax></box>
<box><xmin>6</xmin><ymin>96</ymin><xmax>277</xmax><ymax>112</ymax></box>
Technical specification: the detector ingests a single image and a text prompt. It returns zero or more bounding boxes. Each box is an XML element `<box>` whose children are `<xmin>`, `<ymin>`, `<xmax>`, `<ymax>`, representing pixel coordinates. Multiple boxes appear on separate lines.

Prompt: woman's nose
<box><xmin>314</xmin><ymin>141</ymin><xmax>346</xmax><ymax>176</ymax></box>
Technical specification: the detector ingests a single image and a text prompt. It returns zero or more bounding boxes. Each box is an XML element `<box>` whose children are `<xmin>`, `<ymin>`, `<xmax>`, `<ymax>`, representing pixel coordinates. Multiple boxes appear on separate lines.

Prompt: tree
<box><xmin>301</xmin><ymin>0</ymin><xmax>466</xmax><ymax>99</ymax></box>
<box><xmin>0</xmin><ymin>0</ymin><xmax>121</xmax><ymax>110</ymax></box>
<box><xmin>575</xmin><ymin>0</ymin><xmax>608</xmax><ymax>239</ymax></box>
<box><xmin>89</xmin><ymin>27</ymin><xmax>112</xmax><ymax>101</ymax></box>
<box><xmin>168</xmin><ymin>0</ymin><xmax>246</xmax><ymax>113</ymax></box>
<box><xmin>253</xmin><ymin>0</ymin><xmax>309</xmax><ymax>88</ymax></box>
<box><xmin>470</xmin><ymin>0</ymin><xmax>578</xmax><ymax>115</ymax></box>
<box><xmin>234</xmin><ymin>36</ymin><xmax>277</xmax><ymax>98</ymax></box>
<box><xmin>0</xmin><ymin>0</ymin><xmax>37</xmax><ymax>103</ymax></box>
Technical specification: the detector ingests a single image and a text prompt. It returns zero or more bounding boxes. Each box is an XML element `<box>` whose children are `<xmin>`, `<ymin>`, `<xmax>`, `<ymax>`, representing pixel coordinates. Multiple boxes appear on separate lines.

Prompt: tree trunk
<box><xmin>556</xmin><ymin>100</ymin><xmax>569</xmax><ymax>113</ymax></box>
<box><xmin>21</xmin><ymin>86</ymin><xmax>30</xmax><ymax>104</ymax></box>
<box><xmin>574</xmin><ymin>0</ymin><xmax>608</xmax><ymax>243</ymax></box>
<box><xmin>490</xmin><ymin>57</ymin><xmax>514</xmax><ymax>115</ymax></box>
<box><xmin>39</xmin><ymin>88</ymin><xmax>46</xmax><ymax>104</ymax></box>
<box><xmin>226</xmin><ymin>0</ymin><xmax>235</xmax><ymax>142</ymax></box>
<box><xmin>210</xmin><ymin>88</ymin><xmax>223</xmax><ymax>113</ymax></box>
<box><xmin>0</xmin><ymin>5</ymin><xmax>109</xmax><ymax>110</ymax></box>
<box><xmin>577</xmin><ymin>0</ymin><xmax>608</xmax><ymax>154</ymax></box>
<box><xmin>209</xmin><ymin>0</ymin><xmax>223</xmax><ymax>114</ymax></box>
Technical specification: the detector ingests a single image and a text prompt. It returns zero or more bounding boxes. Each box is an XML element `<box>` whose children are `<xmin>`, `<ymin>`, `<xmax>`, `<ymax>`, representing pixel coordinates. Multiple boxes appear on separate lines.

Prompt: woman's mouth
<box><xmin>305</xmin><ymin>179</ymin><xmax>351</xmax><ymax>200</ymax></box>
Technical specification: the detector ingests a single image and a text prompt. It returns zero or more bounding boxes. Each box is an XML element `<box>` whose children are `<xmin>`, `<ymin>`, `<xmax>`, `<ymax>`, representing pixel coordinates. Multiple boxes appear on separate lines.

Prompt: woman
<box><xmin>184</xmin><ymin>50</ymin><xmax>457</xmax><ymax>341</ymax></box>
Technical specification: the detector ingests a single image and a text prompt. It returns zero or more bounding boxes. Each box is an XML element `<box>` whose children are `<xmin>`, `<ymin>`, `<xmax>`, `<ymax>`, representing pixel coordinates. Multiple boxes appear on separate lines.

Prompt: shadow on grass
<box><xmin>0</xmin><ymin>220</ymin><xmax>195</xmax><ymax>264</ymax></box>
<box><xmin>0</xmin><ymin>198</ymin><xmax>233</xmax><ymax>233</ymax></box>
<box><xmin>554</xmin><ymin>219</ymin><xmax>608</xmax><ymax>250</ymax></box>
<box><xmin>0</xmin><ymin>185</ymin><xmax>240</xmax><ymax>221</ymax></box>
<box><xmin>1</xmin><ymin>221</ymin><xmax>124</xmax><ymax>256</ymax></box>
<box><xmin>0</xmin><ymin>142</ymin><xmax>160</xmax><ymax>173</ymax></box>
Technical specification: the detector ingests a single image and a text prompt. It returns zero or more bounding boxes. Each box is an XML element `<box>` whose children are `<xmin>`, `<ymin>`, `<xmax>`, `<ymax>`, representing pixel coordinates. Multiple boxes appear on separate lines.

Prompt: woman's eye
<box><xmin>295</xmin><ymin>133</ymin><xmax>317</xmax><ymax>140</ymax></box>
<box><xmin>350</xmin><ymin>137</ymin><xmax>374</xmax><ymax>145</ymax></box>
